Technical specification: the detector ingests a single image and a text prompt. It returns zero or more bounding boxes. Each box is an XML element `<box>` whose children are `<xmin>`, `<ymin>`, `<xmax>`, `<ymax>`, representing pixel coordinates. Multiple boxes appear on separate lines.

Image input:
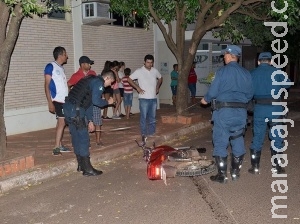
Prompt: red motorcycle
<box><xmin>135</xmin><ymin>138</ymin><xmax>216</xmax><ymax>181</ymax></box>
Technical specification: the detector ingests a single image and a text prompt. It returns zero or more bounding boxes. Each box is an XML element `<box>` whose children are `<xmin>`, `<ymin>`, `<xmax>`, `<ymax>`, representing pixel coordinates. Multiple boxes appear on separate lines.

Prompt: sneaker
<box><xmin>102</xmin><ymin>116</ymin><xmax>112</xmax><ymax>120</ymax></box>
<box><xmin>112</xmin><ymin>115</ymin><xmax>121</xmax><ymax>119</ymax></box>
<box><xmin>119</xmin><ymin>113</ymin><xmax>125</xmax><ymax>118</ymax></box>
<box><xmin>96</xmin><ymin>141</ymin><xmax>104</xmax><ymax>147</ymax></box>
<box><xmin>142</xmin><ymin>135</ymin><xmax>147</xmax><ymax>144</ymax></box>
<box><xmin>59</xmin><ymin>145</ymin><xmax>72</xmax><ymax>153</ymax></box>
<box><xmin>148</xmin><ymin>134</ymin><xmax>160</xmax><ymax>138</ymax></box>
<box><xmin>52</xmin><ymin>147</ymin><xmax>62</xmax><ymax>156</ymax></box>
<box><xmin>130</xmin><ymin>113</ymin><xmax>134</xmax><ymax>116</ymax></box>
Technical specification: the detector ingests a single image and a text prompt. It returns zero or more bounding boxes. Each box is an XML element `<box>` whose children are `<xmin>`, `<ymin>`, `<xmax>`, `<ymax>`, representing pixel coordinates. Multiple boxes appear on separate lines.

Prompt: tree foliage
<box><xmin>214</xmin><ymin>1</ymin><xmax>300</xmax><ymax>46</ymax></box>
<box><xmin>110</xmin><ymin>0</ymin><xmax>299</xmax><ymax>116</ymax></box>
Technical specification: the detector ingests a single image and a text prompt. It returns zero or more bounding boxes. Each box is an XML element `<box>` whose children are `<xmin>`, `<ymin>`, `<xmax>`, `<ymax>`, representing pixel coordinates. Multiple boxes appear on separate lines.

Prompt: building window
<box><xmin>48</xmin><ymin>0</ymin><xmax>65</xmax><ymax>20</ymax></box>
<box><xmin>84</xmin><ymin>3</ymin><xmax>95</xmax><ymax>18</ymax></box>
<box><xmin>212</xmin><ymin>44</ymin><xmax>227</xmax><ymax>52</ymax></box>
<box><xmin>82</xmin><ymin>2</ymin><xmax>111</xmax><ymax>19</ymax></box>
<box><xmin>198</xmin><ymin>43</ymin><xmax>209</xmax><ymax>51</ymax></box>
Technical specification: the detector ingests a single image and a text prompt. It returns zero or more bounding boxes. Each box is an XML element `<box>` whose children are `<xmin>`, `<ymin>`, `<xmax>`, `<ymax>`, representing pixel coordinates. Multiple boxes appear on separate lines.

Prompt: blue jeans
<box><xmin>170</xmin><ymin>85</ymin><xmax>177</xmax><ymax>96</ymax></box>
<box><xmin>123</xmin><ymin>92</ymin><xmax>133</xmax><ymax>106</ymax></box>
<box><xmin>139</xmin><ymin>98</ymin><xmax>157</xmax><ymax>136</ymax></box>
<box><xmin>188</xmin><ymin>83</ymin><xmax>196</xmax><ymax>97</ymax></box>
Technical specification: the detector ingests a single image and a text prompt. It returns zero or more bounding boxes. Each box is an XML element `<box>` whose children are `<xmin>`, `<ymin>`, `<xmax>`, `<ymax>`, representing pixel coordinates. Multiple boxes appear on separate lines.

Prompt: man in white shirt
<box><xmin>44</xmin><ymin>46</ymin><xmax>70</xmax><ymax>156</ymax></box>
<box><xmin>127</xmin><ymin>54</ymin><xmax>163</xmax><ymax>140</ymax></box>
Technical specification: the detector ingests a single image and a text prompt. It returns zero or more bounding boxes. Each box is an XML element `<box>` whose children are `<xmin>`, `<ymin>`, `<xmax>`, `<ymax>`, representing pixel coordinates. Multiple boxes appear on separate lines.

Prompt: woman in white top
<box><xmin>117</xmin><ymin>62</ymin><xmax>125</xmax><ymax>117</ymax></box>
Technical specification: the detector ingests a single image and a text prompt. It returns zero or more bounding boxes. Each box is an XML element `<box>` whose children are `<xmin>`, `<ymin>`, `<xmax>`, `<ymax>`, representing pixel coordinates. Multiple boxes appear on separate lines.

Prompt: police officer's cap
<box><xmin>221</xmin><ymin>45</ymin><xmax>241</xmax><ymax>57</ymax></box>
<box><xmin>258</xmin><ymin>52</ymin><xmax>272</xmax><ymax>60</ymax></box>
<box><xmin>79</xmin><ymin>56</ymin><xmax>94</xmax><ymax>65</ymax></box>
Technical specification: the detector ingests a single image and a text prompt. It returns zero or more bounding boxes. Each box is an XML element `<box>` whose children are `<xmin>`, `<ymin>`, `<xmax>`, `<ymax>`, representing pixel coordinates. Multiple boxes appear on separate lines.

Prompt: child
<box><xmin>121</xmin><ymin>68</ymin><xmax>133</xmax><ymax>119</ymax></box>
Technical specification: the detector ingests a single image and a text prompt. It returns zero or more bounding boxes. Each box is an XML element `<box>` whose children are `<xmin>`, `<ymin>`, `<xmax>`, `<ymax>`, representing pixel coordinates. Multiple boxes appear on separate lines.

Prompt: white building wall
<box><xmin>81</xmin><ymin>24</ymin><xmax>154</xmax><ymax>116</ymax></box>
<box><xmin>4</xmin><ymin>18</ymin><xmax>74</xmax><ymax>135</ymax></box>
<box><xmin>156</xmin><ymin>41</ymin><xmax>176</xmax><ymax>105</ymax></box>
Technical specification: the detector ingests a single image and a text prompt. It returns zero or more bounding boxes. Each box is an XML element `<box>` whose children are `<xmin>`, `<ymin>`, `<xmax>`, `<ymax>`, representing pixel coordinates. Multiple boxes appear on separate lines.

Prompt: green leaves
<box><xmin>212</xmin><ymin>17</ymin><xmax>246</xmax><ymax>45</ymax></box>
<box><xmin>1</xmin><ymin>0</ymin><xmax>70</xmax><ymax>17</ymax></box>
<box><xmin>270</xmin><ymin>0</ymin><xmax>300</xmax><ymax>27</ymax></box>
<box><xmin>110</xmin><ymin>0</ymin><xmax>299</xmax><ymax>45</ymax></box>
<box><xmin>110</xmin><ymin>0</ymin><xmax>202</xmax><ymax>28</ymax></box>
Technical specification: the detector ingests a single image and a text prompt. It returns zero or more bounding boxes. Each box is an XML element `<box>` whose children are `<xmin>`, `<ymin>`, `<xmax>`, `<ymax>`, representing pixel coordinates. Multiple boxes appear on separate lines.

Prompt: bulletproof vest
<box><xmin>68</xmin><ymin>75</ymin><xmax>98</xmax><ymax>109</ymax></box>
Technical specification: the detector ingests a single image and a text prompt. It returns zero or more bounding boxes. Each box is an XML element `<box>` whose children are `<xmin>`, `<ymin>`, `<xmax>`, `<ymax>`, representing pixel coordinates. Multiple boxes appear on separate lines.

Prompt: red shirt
<box><xmin>68</xmin><ymin>69</ymin><xmax>97</xmax><ymax>86</ymax></box>
<box><xmin>188</xmin><ymin>68</ymin><xmax>197</xmax><ymax>84</ymax></box>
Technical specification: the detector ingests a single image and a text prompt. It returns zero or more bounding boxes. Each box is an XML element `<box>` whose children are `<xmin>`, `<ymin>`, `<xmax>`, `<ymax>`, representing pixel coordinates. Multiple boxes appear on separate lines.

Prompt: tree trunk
<box><xmin>175</xmin><ymin>31</ymin><xmax>206</xmax><ymax>115</ymax></box>
<box><xmin>0</xmin><ymin>3</ymin><xmax>24</xmax><ymax>159</ymax></box>
<box><xmin>0</xmin><ymin>53</ymin><xmax>11</xmax><ymax>159</ymax></box>
<box><xmin>0</xmin><ymin>77</ymin><xmax>6</xmax><ymax>159</ymax></box>
<box><xmin>176</xmin><ymin>66</ymin><xmax>190</xmax><ymax>115</ymax></box>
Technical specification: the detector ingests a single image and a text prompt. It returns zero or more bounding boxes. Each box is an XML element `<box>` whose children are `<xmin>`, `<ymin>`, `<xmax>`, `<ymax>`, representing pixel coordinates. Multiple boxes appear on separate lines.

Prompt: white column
<box><xmin>71</xmin><ymin>0</ymin><xmax>83</xmax><ymax>71</ymax></box>
<box><xmin>153</xmin><ymin>23</ymin><xmax>160</xmax><ymax>109</ymax></box>
<box><xmin>64</xmin><ymin>0</ymin><xmax>72</xmax><ymax>22</ymax></box>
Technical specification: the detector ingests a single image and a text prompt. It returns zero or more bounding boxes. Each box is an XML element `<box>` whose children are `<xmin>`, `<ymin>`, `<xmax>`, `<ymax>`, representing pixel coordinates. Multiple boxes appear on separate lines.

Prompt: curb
<box><xmin>0</xmin><ymin>120</ymin><xmax>211</xmax><ymax>194</ymax></box>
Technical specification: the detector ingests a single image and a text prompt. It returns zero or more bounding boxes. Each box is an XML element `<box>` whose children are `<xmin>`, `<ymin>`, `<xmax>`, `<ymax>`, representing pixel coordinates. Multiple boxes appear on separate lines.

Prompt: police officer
<box><xmin>63</xmin><ymin>70</ymin><xmax>115</xmax><ymax>176</ymax></box>
<box><xmin>200</xmin><ymin>45</ymin><xmax>253</xmax><ymax>183</ymax></box>
<box><xmin>249</xmin><ymin>52</ymin><xmax>291</xmax><ymax>175</ymax></box>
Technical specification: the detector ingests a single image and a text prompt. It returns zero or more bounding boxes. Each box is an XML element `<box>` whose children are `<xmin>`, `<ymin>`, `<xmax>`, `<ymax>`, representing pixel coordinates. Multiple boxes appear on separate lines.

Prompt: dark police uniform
<box><xmin>203</xmin><ymin>45</ymin><xmax>253</xmax><ymax>183</ymax></box>
<box><xmin>63</xmin><ymin>75</ymin><xmax>109</xmax><ymax>176</ymax></box>
<box><xmin>249</xmin><ymin>52</ymin><xmax>292</xmax><ymax>174</ymax></box>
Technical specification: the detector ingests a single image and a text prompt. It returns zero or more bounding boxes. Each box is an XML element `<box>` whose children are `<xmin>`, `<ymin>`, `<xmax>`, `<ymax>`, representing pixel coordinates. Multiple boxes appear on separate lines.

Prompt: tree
<box><xmin>110</xmin><ymin>0</ymin><xmax>298</xmax><ymax>115</ymax></box>
<box><xmin>0</xmin><ymin>0</ymin><xmax>68</xmax><ymax>159</ymax></box>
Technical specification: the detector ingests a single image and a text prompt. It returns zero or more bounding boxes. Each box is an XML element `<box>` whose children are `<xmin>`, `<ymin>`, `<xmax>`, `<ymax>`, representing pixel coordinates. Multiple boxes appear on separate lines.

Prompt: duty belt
<box><xmin>65</xmin><ymin>97</ymin><xmax>86</xmax><ymax>129</ymax></box>
<box><xmin>254</xmin><ymin>98</ymin><xmax>281</xmax><ymax>105</ymax></box>
<box><xmin>65</xmin><ymin>97</ymin><xmax>77</xmax><ymax>105</ymax></box>
<box><xmin>211</xmin><ymin>99</ymin><xmax>248</xmax><ymax>111</ymax></box>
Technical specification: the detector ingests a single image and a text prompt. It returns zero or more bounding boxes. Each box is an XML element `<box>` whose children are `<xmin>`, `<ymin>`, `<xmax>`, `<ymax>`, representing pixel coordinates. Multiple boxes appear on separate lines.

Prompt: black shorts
<box><xmin>119</xmin><ymin>88</ymin><xmax>124</xmax><ymax>97</ymax></box>
<box><xmin>53</xmin><ymin>101</ymin><xmax>64</xmax><ymax>118</ymax></box>
<box><xmin>104</xmin><ymin>86</ymin><xmax>113</xmax><ymax>96</ymax></box>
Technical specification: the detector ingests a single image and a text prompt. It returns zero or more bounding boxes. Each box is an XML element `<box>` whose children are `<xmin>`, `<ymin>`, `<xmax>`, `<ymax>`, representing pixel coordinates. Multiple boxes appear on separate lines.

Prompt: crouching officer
<box><xmin>63</xmin><ymin>70</ymin><xmax>115</xmax><ymax>176</ymax></box>
<box><xmin>249</xmin><ymin>52</ymin><xmax>291</xmax><ymax>175</ymax></box>
<box><xmin>200</xmin><ymin>45</ymin><xmax>253</xmax><ymax>183</ymax></box>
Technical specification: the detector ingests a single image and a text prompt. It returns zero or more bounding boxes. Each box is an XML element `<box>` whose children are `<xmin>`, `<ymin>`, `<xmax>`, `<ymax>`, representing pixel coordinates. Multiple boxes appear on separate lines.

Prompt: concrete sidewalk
<box><xmin>0</xmin><ymin>103</ymin><xmax>212</xmax><ymax>193</ymax></box>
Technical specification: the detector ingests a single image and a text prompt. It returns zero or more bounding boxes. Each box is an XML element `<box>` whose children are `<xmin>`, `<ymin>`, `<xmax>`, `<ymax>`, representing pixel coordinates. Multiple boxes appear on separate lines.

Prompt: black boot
<box><xmin>271</xmin><ymin>149</ymin><xmax>285</xmax><ymax>174</ymax></box>
<box><xmin>230</xmin><ymin>154</ymin><xmax>244</xmax><ymax>181</ymax></box>
<box><xmin>81</xmin><ymin>156</ymin><xmax>103</xmax><ymax>176</ymax></box>
<box><xmin>248</xmin><ymin>149</ymin><xmax>261</xmax><ymax>175</ymax></box>
<box><xmin>76</xmin><ymin>154</ymin><xmax>83</xmax><ymax>172</ymax></box>
<box><xmin>210</xmin><ymin>156</ymin><xmax>228</xmax><ymax>183</ymax></box>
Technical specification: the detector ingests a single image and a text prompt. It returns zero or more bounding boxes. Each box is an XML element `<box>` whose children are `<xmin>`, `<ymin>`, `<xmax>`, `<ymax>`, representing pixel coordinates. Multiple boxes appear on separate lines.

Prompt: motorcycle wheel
<box><xmin>175</xmin><ymin>160</ymin><xmax>216</xmax><ymax>177</ymax></box>
<box><xmin>167</xmin><ymin>150</ymin><xmax>189</xmax><ymax>161</ymax></box>
<box><xmin>167</xmin><ymin>148</ymin><xmax>206</xmax><ymax>162</ymax></box>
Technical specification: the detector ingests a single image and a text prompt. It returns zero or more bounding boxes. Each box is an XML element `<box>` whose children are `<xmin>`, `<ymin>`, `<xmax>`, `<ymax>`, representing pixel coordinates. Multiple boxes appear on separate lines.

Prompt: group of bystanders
<box><xmin>44</xmin><ymin>47</ymin><xmax>162</xmax><ymax>176</ymax></box>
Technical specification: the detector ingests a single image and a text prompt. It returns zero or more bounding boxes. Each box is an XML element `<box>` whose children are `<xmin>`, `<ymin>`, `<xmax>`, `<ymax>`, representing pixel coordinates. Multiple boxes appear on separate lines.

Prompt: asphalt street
<box><xmin>0</xmin><ymin>144</ymin><xmax>218</xmax><ymax>224</ymax></box>
<box><xmin>0</xmin><ymin>117</ymin><xmax>299</xmax><ymax>224</ymax></box>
